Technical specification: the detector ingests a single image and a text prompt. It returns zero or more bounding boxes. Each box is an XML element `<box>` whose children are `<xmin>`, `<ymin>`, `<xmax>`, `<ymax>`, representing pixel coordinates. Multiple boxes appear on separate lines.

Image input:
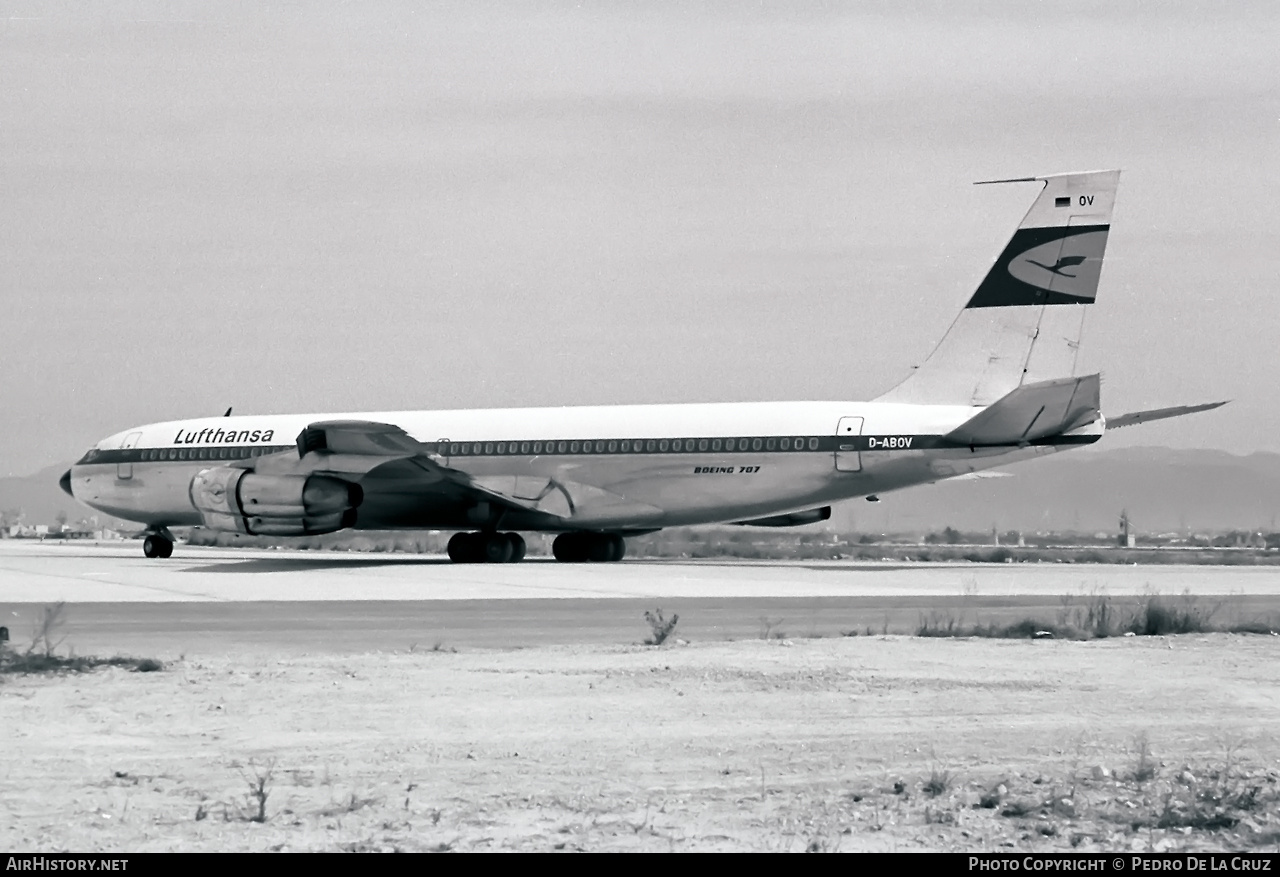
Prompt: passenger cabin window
<box><xmin>766</xmin><ymin>438</ymin><xmax>776</xmax><ymax>450</ymax></box>
<box><xmin>698</xmin><ymin>439</ymin><xmax>708</xmax><ymax>452</ymax></box>
<box><xmin>752</xmin><ymin>439</ymin><xmax>762</xmax><ymax>451</ymax></box>
<box><xmin>712</xmin><ymin>439</ymin><xmax>721</xmax><ymax>451</ymax></box>
<box><xmin>569</xmin><ymin>441</ymin><xmax>580</xmax><ymax>453</ymax></box>
<box><xmin>780</xmin><ymin>438</ymin><xmax>790</xmax><ymax>450</ymax></box>
<box><xmin>809</xmin><ymin>437</ymin><xmax>819</xmax><ymax>450</ymax></box>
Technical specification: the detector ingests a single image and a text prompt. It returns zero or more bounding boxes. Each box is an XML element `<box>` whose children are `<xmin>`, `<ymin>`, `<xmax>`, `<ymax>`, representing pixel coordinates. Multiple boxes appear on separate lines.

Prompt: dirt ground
<box><xmin>3</xmin><ymin>634</ymin><xmax>1279</xmax><ymax>852</ymax></box>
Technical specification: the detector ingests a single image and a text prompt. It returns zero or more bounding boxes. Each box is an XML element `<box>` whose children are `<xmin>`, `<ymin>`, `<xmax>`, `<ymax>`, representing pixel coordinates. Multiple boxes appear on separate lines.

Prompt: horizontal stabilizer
<box><xmin>945</xmin><ymin>374</ymin><xmax>1100</xmax><ymax>447</ymax></box>
<box><xmin>1107</xmin><ymin>401</ymin><xmax>1228</xmax><ymax>429</ymax></box>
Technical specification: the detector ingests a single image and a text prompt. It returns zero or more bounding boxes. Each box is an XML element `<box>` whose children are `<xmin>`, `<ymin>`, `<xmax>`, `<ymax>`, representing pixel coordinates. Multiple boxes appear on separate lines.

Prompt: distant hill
<box><xmin>835</xmin><ymin>447</ymin><xmax>1280</xmax><ymax>535</ymax></box>
<box><xmin>0</xmin><ymin>464</ymin><xmax>114</xmax><ymax>528</ymax></box>
<box><xmin>4</xmin><ymin>448</ymin><xmax>1278</xmax><ymax>536</ymax></box>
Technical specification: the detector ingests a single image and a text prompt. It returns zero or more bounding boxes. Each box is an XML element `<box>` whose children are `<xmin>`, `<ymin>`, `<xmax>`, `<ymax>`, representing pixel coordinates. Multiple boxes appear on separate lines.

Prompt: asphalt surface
<box><xmin>1</xmin><ymin>541</ymin><xmax>1277</xmax><ymax>654</ymax></box>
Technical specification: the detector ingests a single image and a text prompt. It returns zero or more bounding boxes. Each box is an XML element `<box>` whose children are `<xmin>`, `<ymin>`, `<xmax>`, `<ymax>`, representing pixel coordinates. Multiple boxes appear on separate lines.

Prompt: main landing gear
<box><xmin>552</xmin><ymin>532</ymin><xmax>626</xmax><ymax>563</ymax></box>
<box><xmin>444</xmin><ymin>531</ymin><xmax>627</xmax><ymax>563</ymax></box>
<box><xmin>447</xmin><ymin>531</ymin><xmax>527</xmax><ymax>564</ymax></box>
<box><xmin>142</xmin><ymin>532</ymin><xmax>174</xmax><ymax>559</ymax></box>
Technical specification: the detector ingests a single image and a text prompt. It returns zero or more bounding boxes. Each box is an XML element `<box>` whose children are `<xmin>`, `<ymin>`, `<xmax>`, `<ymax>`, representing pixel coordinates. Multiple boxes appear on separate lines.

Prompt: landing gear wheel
<box><xmin>447</xmin><ymin>532</ymin><xmax>481</xmax><ymax>563</ymax></box>
<box><xmin>553</xmin><ymin>533</ymin><xmax>624</xmax><ymax>563</ymax></box>
<box><xmin>552</xmin><ymin>533</ymin><xmax>585</xmax><ymax>563</ymax></box>
<box><xmin>448</xmin><ymin>532</ymin><xmax>527</xmax><ymax>563</ymax></box>
<box><xmin>143</xmin><ymin>534</ymin><xmax>173</xmax><ymax>559</ymax></box>
<box><xmin>585</xmin><ymin>535</ymin><xmax>615</xmax><ymax>563</ymax></box>
<box><xmin>482</xmin><ymin>532</ymin><xmax>514</xmax><ymax>564</ymax></box>
<box><xmin>504</xmin><ymin>533</ymin><xmax>526</xmax><ymax>563</ymax></box>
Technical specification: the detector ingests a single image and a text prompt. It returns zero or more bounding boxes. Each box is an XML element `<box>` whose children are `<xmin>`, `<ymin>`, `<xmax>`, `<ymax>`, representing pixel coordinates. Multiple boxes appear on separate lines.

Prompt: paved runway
<box><xmin>1</xmin><ymin>541</ymin><xmax>1277</xmax><ymax>654</ymax></box>
<box><xmin>4</xmin><ymin>541</ymin><xmax>1280</xmax><ymax>602</ymax></box>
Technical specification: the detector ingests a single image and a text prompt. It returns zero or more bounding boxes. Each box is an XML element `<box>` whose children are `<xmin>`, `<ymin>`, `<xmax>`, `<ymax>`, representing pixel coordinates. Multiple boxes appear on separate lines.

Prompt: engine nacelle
<box><xmin>189</xmin><ymin>467</ymin><xmax>363</xmax><ymax>537</ymax></box>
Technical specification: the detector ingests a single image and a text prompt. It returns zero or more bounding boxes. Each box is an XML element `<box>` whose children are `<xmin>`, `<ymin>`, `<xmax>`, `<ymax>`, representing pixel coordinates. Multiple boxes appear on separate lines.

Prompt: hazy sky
<box><xmin>3</xmin><ymin>1</ymin><xmax>1278</xmax><ymax>476</ymax></box>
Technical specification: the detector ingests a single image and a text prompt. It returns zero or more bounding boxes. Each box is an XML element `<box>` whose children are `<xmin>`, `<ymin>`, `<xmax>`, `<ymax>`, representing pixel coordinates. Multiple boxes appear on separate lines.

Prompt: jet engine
<box><xmin>189</xmin><ymin>467</ymin><xmax>363</xmax><ymax>536</ymax></box>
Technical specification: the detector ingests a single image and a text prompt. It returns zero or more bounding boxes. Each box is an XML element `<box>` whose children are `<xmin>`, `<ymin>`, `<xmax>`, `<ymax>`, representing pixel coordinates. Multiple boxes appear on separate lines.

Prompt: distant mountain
<box><xmin>0</xmin><ymin>464</ymin><xmax>99</xmax><ymax>528</ymax></box>
<box><xmin>4</xmin><ymin>448</ymin><xmax>1278</xmax><ymax>536</ymax></box>
<box><xmin>834</xmin><ymin>447</ymin><xmax>1280</xmax><ymax>535</ymax></box>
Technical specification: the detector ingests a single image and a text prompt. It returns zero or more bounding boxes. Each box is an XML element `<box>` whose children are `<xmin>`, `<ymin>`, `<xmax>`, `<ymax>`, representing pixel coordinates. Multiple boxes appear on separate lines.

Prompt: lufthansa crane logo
<box><xmin>1006</xmin><ymin>229</ymin><xmax>1108</xmax><ymax>295</ymax></box>
<box><xmin>1025</xmin><ymin>254</ymin><xmax>1087</xmax><ymax>278</ymax></box>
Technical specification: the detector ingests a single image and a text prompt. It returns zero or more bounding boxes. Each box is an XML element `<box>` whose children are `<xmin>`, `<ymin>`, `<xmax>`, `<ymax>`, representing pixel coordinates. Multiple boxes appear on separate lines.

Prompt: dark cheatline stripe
<box><xmin>965</xmin><ymin>223</ymin><xmax>1109</xmax><ymax>309</ymax></box>
<box><xmin>78</xmin><ymin>445</ymin><xmax>296</xmax><ymax>465</ymax></box>
<box><xmin>75</xmin><ymin>429</ymin><xmax>1098</xmax><ymax>467</ymax></box>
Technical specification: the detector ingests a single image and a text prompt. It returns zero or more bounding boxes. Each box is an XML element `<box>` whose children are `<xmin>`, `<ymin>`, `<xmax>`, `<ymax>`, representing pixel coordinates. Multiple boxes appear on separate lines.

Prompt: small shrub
<box><xmin>238</xmin><ymin>759</ymin><xmax>276</xmax><ymax>823</ymax></box>
<box><xmin>25</xmin><ymin>602</ymin><xmax>68</xmax><ymax>658</ymax></box>
<box><xmin>759</xmin><ymin>617</ymin><xmax>786</xmax><ymax>640</ymax></box>
<box><xmin>1128</xmin><ymin>593</ymin><xmax>1219</xmax><ymax>636</ymax></box>
<box><xmin>1130</xmin><ymin>732</ymin><xmax>1157</xmax><ymax>783</ymax></box>
<box><xmin>923</xmin><ymin>768</ymin><xmax>953</xmax><ymax>797</ymax></box>
<box><xmin>1000</xmin><ymin>799</ymin><xmax>1037</xmax><ymax>818</ymax></box>
<box><xmin>643</xmin><ymin>609</ymin><xmax>679</xmax><ymax>646</ymax></box>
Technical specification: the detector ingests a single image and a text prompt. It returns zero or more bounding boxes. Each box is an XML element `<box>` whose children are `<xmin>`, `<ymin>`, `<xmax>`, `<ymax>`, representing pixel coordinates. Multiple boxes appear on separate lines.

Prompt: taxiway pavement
<box><xmin>4</xmin><ymin>541</ymin><xmax>1280</xmax><ymax>603</ymax></box>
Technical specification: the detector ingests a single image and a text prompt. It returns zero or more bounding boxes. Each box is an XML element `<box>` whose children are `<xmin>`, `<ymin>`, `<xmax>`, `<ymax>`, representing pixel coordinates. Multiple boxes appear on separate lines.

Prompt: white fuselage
<box><xmin>66</xmin><ymin>399</ymin><xmax>1100</xmax><ymax>532</ymax></box>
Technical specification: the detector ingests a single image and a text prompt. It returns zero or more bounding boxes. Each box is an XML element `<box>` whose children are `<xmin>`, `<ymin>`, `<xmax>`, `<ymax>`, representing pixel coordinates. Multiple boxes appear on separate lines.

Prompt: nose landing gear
<box><xmin>142</xmin><ymin>531</ymin><xmax>174</xmax><ymax>559</ymax></box>
<box><xmin>446</xmin><ymin>531</ymin><xmax>527</xmax><ymax>564</ymax></box>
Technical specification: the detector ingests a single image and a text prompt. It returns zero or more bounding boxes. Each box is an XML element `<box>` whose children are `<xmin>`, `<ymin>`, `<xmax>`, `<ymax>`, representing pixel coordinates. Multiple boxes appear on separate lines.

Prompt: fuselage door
<box><xmin>117</xmin><ymin>432</ymin><xmax>143</xmax><ymax>480</ymax></box>
<box><xmin>835</xmin><ymin>417</ymin><xmax>863</xmax><ymax>472</ymax></box>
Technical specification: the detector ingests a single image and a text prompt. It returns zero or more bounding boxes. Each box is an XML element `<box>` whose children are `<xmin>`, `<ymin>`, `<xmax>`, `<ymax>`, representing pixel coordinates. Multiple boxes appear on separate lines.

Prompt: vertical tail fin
<box><xmin>875</xmin><ymin>170</ymin><xmax>1120</xmax><ymax>406</ymax></box>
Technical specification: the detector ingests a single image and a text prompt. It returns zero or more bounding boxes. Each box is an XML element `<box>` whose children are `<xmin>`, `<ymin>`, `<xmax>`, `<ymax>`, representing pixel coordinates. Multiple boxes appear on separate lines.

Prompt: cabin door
<box><xmin>834</xmin><ymin>417</ymin><xmax>863</xmax><ymax>472</ymax></box>
<box><xmin>117</xmin><ymin>432</ymin><xmax>142</xmax><ymax>480</ymax></box>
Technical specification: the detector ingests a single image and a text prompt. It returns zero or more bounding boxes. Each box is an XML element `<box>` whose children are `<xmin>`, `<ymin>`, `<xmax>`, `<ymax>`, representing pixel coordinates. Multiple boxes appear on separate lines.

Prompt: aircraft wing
<box><xmin>1106</xmin><ymin>401</ymin><xmax>1228</xmax><ymax>430</ymax></box>
<box><xmin>247</xmin><ymin>420</ymin><xmax>563</xmax><ymax>522</ymax></box>
<box><xmin>256</xmin><ymin>420</ymin><xmax>659</xmax><ymax>525</ymax></box>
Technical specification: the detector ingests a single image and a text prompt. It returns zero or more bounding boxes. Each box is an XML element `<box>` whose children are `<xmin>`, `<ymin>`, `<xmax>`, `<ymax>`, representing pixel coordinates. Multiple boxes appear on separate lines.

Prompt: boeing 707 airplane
<box><xmin>60</xmin><ymin>170</ymin><xmax>1225</xmax><ymax>562</ymax></box>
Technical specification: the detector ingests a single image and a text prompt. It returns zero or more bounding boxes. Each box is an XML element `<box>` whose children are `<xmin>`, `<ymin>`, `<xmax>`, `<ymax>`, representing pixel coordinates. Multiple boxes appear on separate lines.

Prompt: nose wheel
<box><xmin>447</xmin><ymin>532</ymin><xmax>526</xmax><ymax>564</ymax></box>
<box><xmin>142</xmin><ymin>533</ymin><xmax>174</xmax><ymax>559</ymax></box>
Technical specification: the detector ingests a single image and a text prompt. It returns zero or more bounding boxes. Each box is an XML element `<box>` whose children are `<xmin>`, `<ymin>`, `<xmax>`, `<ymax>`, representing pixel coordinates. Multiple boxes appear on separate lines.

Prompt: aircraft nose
<box><xmin>59</xmin><ymin>469</ymin><xmax>74</xmax><ymax>497</ymax></box>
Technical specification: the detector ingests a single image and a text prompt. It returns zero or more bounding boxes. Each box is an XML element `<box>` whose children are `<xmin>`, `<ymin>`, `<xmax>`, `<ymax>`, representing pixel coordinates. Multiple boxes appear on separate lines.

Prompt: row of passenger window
<box><xmin>443</xmin><ymin>437</ymin><xmax>823</xmax><ymax>456</ymax></box>
<box><xmin>138</xmin><ymin>446</ymin><xmax>289</xmax><ymax>462</ymax></box>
